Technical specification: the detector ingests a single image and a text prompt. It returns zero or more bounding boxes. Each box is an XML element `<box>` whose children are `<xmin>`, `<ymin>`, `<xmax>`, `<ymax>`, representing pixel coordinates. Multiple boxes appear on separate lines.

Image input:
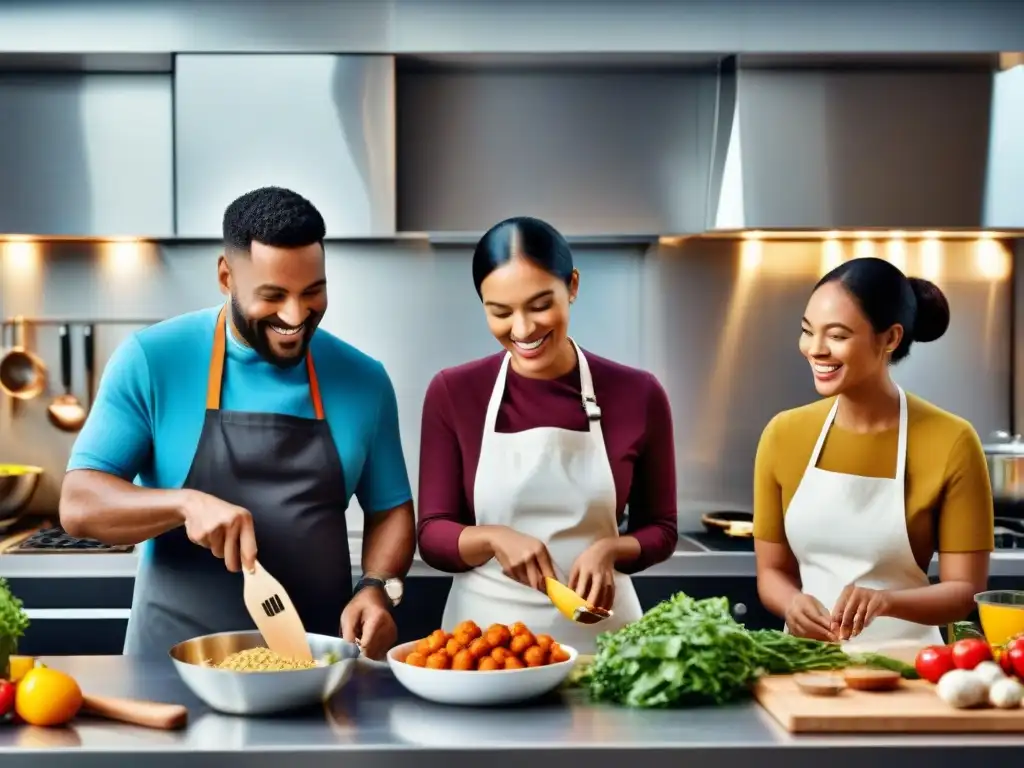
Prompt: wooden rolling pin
<box><xmin>81</xmin><ymin>694</ymin><xmax>188</xmax><ymax>730</ymax></box>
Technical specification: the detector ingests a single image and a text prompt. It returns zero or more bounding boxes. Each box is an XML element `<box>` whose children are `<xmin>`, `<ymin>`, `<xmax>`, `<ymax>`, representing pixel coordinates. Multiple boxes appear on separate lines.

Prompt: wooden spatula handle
<box><xmin>82</xmin><ymin>694</ymin><xmax>189</xmax><ymax>730</ymax></box>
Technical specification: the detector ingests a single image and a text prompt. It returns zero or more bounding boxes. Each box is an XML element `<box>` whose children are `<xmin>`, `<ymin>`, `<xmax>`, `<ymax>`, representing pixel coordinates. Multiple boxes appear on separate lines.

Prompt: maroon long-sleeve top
<box><xmin>416</xmin><ymin>349</ymin><xmax>678</xmax><ymax>574</ymax></box>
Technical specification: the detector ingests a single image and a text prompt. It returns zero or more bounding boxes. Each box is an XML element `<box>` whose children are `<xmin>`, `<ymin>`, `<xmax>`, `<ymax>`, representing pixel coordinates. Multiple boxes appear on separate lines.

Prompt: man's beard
<box><xmin>229</xmin><ymin>294</ymin><xmax>320</xmax><ymax>369</ymax></box>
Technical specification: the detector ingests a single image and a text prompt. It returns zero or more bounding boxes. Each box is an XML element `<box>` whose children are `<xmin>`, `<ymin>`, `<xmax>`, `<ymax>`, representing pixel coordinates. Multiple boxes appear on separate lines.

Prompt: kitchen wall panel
<box><xmin>173</xmin><ymin>55</ymin><xmax>396</xmax><ymax>238</ymax></box>
<box><xmin>0</xmin><ymin>240</ymin><xmax>645</xmax><ymax>532</ymax></box>
<box><xmin>0</xmin><ymin>74</ymin><xmax>174</xmax><ymax>237</ymax></box>
<box><xmin>397</xmin><ymin>68</ymin><xmax>718</xmax><ymax>235</ymax></box>
<box><xmin>2</xmin><ymin>0</ymin><xmax>1023</xmax><ymax>54</ymax></box>
<box><xmin>0</xmin><ymin>238</ymin><xmax>1011</xmax><ymax>533</ymax></box>
<box><xmin>644</xmin><ymin>238</ymin><xmax>1013</xmax><ymax>522</ymax></box>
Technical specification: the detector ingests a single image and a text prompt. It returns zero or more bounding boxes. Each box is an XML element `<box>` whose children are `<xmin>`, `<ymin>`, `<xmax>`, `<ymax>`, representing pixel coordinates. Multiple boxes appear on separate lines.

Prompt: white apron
<box><xmin>784</xmin><ymin>385</ymin><xmax>943</xmax><ymax>648</ymax></box>
<box><xmin>442</xmin><ymin>341</ymin><xmax>644</xmax><ymax>654</ymax></box>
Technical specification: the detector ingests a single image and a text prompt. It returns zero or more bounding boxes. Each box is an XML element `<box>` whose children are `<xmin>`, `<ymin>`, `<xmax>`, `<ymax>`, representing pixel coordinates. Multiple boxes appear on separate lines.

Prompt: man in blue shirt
<box><xmin>60</xmin><ymin>187</ymin><xmax>414</xmax><ymax>660</ymax></box>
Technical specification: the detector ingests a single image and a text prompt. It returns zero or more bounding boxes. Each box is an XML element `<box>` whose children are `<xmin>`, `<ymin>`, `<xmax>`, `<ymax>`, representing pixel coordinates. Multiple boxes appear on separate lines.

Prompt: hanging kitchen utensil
<box><xmin>0</xmin><ymin>316</ymin><xmax>46</xmax><ymax>400</ymax></box>
<box><xmin>83</xmin><ymin>324</ymin><xmax>95</xmax><ymax>409</ymax></box>
<box><xmin>544</xmin><ymin>577</ymin><xmax>614</xmax><ymax>625</ymax></box>
<box><xmin>47</xmin><ymin>324</ymin><xmax>86</xmax><ymax>432</ymax></box>
<box><xmin>242</xmin><ymin>560</ymin><xmax>314</xmax><ymax>662</ymax></box>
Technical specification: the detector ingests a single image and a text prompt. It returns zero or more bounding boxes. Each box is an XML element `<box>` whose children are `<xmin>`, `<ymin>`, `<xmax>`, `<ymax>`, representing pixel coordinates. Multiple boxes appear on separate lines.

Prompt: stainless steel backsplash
<box><xmin>0</xmin><ymin>238</ymin><xmax>1013</xmax><ymax>532</ymax></box>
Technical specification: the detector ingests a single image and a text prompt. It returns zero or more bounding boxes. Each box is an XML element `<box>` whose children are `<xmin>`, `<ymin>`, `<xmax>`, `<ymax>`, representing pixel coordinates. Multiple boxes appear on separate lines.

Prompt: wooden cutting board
<box><xmin>754</xmin><ymin>675</ymin><xmax>1024</xmax><ymax>733</ymax></box>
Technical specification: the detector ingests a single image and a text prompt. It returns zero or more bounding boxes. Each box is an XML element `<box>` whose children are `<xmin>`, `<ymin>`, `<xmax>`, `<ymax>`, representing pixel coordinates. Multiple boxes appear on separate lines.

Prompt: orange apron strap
<box><xmin>207</xmin><ymin>306</ymin><xmax>228</xmax><ymax>410</ymax></box>
<box><xmin>306</xmin><ymin>354</ymin><xmax>325</xmax><ymax>420</ymax></box>
<box><xmin>207</xmin><ymin>305</ymin><xmax>324</xmax><ymax>420</ymax></box>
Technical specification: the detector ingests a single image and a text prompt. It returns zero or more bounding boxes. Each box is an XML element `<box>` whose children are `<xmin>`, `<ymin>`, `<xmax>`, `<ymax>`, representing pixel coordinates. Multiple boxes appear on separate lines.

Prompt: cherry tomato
<box><xmin>1000</xmin><ymin>647</ymin><xmax>1016</xmax><ymax>676</ymax></box>
<box><xmin>951</xmin><ymin>638</ymin><xmax>994</xmax><ymax>670</ymax></box>
<box><xmin>914</xmin><ymin>644</ymin><xmax>956</xmax><ymax>684</ymax></box>
<box><xmin>1004</xmin><ymin>637</ymin><xmax>1024</xmax><ymax>679</ymax></box>
<box><xmin>0</xmin><ymin>680</ymin><xmax>15</xmax><ymax>718</ymax></box>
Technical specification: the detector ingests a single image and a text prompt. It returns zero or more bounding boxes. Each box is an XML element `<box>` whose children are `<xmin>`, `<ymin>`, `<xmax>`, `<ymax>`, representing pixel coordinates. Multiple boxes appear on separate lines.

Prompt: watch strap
<box><xmin>354</xmin><ymin>576</ymin><xmax>396</xmax><ymax>606</ymax></box>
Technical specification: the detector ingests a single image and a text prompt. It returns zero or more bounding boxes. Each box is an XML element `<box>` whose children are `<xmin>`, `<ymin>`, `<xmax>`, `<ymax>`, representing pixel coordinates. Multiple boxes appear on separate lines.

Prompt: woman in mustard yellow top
<box><xmin>753</xmin><ymin>257</ymin><xmax>993</xmax><ymax>647</ymax></box>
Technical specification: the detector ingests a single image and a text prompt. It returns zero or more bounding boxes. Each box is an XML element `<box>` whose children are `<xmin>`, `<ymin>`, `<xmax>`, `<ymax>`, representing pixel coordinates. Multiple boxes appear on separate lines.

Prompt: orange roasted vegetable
<box><xmin>402</xmin><ymin>622</ymin><xmax>572</xmax><ymax>672</ymax></box>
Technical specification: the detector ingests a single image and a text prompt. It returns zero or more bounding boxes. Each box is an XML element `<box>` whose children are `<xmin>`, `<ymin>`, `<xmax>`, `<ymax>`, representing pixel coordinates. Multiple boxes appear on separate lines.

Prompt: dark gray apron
<box><xmin>123</xmin><ymin>306</ymin><xmax>351</xmax><ymax>658</ymax></box>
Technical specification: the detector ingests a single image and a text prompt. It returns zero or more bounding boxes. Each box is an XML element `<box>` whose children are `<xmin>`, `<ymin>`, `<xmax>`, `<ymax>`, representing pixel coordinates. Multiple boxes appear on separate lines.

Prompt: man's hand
<box><xmin>180</xmin><ymin>490</ymin><xmax>258</xmax><ymax>573</ymax></box>
<box><xmin>831</xmin><ymin>585</ymin><xmax>891</xmax><ymax>641</ymax></box>
<box><xmin>341</xmin><ymin>586</ymin><xmax>397</xmax><ymax>660</ymax></box>
<box><xmin>568</xmin><ymin>538</ymin><xmax>617</xmax><ymax>610</ymax></box>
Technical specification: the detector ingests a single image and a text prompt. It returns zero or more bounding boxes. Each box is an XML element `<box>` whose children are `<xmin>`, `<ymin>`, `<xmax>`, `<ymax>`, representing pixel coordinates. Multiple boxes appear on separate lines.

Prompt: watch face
<box><xmin>384</xmin><ymin>579</ymin><xmax>403</xmax><ymax>603</ymax></box>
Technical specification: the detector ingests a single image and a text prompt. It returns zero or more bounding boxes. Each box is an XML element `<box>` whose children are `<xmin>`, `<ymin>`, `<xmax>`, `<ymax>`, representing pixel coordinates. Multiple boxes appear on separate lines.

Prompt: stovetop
<box><xmin>7</xmin><ymin>527</ymin><xmax>134</xmax><ymax>554</ymax></box>
<box><xmin>994</xmin><ymin>517</ymin><xmax>1024</xmax><ymax>550</ymax></box>
<box><xmin>684</xmin><ymin>516</ymin><xmax>1024</xmax><ymax>553</ymax></box>
<box><xmin>684</xmin><ymin>530</ymin><xmax>754</xmax><ymax>553</ymax></box>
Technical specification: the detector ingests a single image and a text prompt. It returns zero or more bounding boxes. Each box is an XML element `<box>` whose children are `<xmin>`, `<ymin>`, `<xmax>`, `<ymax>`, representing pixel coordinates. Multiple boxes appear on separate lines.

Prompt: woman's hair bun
<box><xmin>908</xmin><ymin>277</ymin><xmax>950</xmax><ymax>343</ymax></box>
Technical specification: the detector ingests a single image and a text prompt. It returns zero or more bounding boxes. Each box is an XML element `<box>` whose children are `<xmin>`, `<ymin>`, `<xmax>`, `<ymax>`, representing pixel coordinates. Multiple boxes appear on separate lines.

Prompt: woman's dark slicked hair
<box><xmin>471</xmin><ymin>216</ymin><xmax>574</xmax><ymax>298</ymax></box>
<box><xmin>815</xmin><ymin>256</ymin><xmax>950</xmax><ymax>364</ymax></box>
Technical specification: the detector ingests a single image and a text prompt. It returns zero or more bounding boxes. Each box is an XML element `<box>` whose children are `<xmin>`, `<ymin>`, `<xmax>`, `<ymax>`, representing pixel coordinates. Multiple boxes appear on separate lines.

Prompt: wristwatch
<box><xmin>354</xmin><ymin>575</ymin><xmax>403</xmax><ymax>608</ymax></box>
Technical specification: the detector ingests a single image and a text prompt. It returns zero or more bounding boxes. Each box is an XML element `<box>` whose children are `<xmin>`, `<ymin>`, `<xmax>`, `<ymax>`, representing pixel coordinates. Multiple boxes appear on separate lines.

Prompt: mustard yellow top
<box><xmin>753</xmin><ymin>393</ymin><xmax>994</xmax><ymax>569</ymax></box>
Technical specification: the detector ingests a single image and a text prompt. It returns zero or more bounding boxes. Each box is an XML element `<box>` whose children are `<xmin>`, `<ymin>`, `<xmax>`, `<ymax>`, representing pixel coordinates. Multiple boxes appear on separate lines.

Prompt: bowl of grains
<box><xmin>169</xmin><ymin>630</ymin><xmax>360</xmax><ymax>715</ymax></box>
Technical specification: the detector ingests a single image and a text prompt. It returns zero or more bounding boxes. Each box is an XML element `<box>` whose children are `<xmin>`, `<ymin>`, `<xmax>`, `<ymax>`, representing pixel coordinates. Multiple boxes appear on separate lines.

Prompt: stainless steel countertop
<box><xmin>3</xmin><ymin>535</ymin><xmax>1024</xmax><ymax>580</ymax></box>
<box><xmin>0</xmin><ymin>655</ymin><xmax>1022</xmax><ymax>768</ymax></box>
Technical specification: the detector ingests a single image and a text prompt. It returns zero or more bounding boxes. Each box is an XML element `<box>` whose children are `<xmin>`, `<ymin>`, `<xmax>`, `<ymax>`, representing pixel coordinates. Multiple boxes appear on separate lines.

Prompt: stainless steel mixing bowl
<box><xmin>0</xmin><ymin>464</ymin><xmax>43</xmax><ymax>532</ymax></box>
<box><xmin>169</xmin><ymin>630</ymin><xmax>360</xmax><ymax>715</ymax></box>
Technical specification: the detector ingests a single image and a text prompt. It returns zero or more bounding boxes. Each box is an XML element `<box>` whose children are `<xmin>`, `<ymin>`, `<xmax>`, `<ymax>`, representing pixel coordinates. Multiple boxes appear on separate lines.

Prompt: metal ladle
<box><xmin>47</xmin><ymin>324</ymin><xmax>86</xmax><ymax>432</ymax></box>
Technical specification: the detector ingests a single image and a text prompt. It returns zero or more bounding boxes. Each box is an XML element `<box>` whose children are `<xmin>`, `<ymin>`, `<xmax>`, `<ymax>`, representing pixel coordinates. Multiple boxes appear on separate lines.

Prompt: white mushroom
<box><xmin>989</xmin><ymin>677</ymin><xmax>1024</xmax><ymax>709</ymax></box>
<box><xmin>973</xmin><ymin>660</ymin><xmax>1006</xmax><ymax>688</ymax></box>
<box><xmin>936</xmin><ymin>669</ymin><xmax>988</xmax><ymax>709</ymax></box>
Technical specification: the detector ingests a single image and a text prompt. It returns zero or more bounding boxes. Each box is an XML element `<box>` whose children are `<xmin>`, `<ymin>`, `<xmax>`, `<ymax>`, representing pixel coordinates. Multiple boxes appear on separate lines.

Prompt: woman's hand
<box><xmin>831</xmin><ymin>585</ymin><xmax>891</xmax><ymax>641</ymax></box>
<box><xmin>785</xmin><ymin>593</ymin><xmax>836</xmax><ymax>641</ymax></box>
<box><xmin>569</xmin><ymin>538</ymin><xmax>617</xmax><ymax>610</ymax></box>
<box><xmin>486</xmin><ymin>527</ymin><xmax>556</xmax><ymax>591</ymax></box>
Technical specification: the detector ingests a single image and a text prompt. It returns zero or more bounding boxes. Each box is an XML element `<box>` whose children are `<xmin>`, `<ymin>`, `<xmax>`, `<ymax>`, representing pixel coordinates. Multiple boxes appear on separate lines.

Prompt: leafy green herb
<box><xmin>581</xmin><ymin>592</ymin><xmax>916</xmax><ymax>708</ymax></box>
<box><xmin>950</xmin><ymin>621</ymin><xmax>985</xmax><ymax>642</ymax></box>
<box><xmin>0</xmin><ymin>577</ymin><xmax>30</xmax><ymax>677</ymax></box>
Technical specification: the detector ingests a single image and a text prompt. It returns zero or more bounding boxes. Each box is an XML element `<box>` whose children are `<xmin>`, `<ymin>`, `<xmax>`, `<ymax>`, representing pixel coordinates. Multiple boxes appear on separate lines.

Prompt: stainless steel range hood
<box><xmin>705</xmin><ymin>54</ymin><xmax>1024</xmax><ymax>233</ymax></box>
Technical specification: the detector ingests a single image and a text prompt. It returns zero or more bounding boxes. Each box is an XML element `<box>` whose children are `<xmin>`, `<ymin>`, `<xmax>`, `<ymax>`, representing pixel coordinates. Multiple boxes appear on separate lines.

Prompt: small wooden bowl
<box><xmin>842</xmin><ymin>668</ymin><xmax>903</xmax><ymax>692</ymax></box>
<box><xmin>794</xmin><ymin>673</ymin><xmax>847</xmax><ymax>697</ymax></box>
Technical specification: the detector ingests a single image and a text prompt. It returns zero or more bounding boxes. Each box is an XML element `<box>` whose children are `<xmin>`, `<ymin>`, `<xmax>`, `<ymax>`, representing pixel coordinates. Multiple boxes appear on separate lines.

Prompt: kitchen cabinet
<box><xmin>396</xmin><ymin>67</ymin><xmax>719</xmax><ymax>236</ymax></box>
<box><xmin>0</xmin><ymin>73</ymin><xmax>174</xmax><ymax>237</ymax></box>
<box><xmin>173</xmin><ymin>54</ymin><xmax>396</xmax><ymax>239</ymax></box>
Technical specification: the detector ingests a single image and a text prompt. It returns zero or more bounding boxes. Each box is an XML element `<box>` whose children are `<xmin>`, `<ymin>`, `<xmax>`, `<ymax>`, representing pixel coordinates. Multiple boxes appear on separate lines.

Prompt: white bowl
<box><xmin>386</xmin><ymin>640</ymin><xmax>578</xmax><ymax>706</ymax></box>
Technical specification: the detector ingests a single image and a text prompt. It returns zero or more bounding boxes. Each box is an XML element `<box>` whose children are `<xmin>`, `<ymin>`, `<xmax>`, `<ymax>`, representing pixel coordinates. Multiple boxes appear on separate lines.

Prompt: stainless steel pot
<box><xmin>983</xmin><ymin>431</ymin><xmax>1024</xmax><ymax>504</ymax></box>
<box><xmin>0</xmin><ymin>464</ymin><xmax>44</xmax><ymax>532</ymax></box>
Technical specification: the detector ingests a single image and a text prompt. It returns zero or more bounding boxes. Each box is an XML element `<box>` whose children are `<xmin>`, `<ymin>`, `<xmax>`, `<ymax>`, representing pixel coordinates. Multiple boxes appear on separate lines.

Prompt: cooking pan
<box><xmin>0</xmin><ymin>317</ymin><xmax>46</xmax><ymax>400</ymax></box>
<box><xmin>701</xmin><ymin>511</ymin><xmax>754</xmax><ymax>538</ymax></box>
<box><xmin>983</xmin><ymin>431</ymin><xmax>1024</xmax><ymax>507</ymax></box>
<box><xmin>0</xmin><ymin>464</ymin><xmax>44</xmax><ymax>533</ymax></box>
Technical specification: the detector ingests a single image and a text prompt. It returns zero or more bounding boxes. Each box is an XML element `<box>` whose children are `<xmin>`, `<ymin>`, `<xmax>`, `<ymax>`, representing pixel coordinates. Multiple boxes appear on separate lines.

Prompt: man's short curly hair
<box><xmin>222</xmin><ymin>186</ymin><xmax>326</xmax><ymax>254</ymax></box>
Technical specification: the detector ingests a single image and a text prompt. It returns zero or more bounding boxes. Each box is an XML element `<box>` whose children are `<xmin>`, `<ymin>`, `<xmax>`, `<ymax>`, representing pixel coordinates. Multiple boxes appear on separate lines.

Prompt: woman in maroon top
<box><xmin>417</xmin><ymin>216</ymin><xmax>678</xmax><ymax>652</ymax></box>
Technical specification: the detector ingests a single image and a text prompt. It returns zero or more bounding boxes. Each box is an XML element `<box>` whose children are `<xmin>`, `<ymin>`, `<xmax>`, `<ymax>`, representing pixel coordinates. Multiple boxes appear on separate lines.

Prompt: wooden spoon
<box><xmin>81</xmin><ymin>694</ymin><xmax>188</xmax><ymax>730</ymax></box>
<box><xmin>242</xmin><ymin>560</ymin><xmax>313</xmax><ymax>661</ymax></box>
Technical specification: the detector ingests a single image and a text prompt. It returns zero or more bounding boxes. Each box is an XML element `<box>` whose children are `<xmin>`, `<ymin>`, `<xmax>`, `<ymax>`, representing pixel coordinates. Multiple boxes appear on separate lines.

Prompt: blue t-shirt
<box><xmin>67</xmin><ymin>305</ymin><xmax>412</xmax><ymax>516</ymax></box>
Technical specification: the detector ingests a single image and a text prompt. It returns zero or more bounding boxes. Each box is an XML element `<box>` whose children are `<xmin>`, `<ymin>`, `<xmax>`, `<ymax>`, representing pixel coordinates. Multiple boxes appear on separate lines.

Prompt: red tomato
<box><xmin>1000</xmin><ymin>647</ymin><xmax>1016</xmax><ymax>676</ymax></box>
<box><xmin>951</xmin><ymin>638</ymin><xmax>994</xmax><ymax>670</ymax></box>
<box><xmin>0</xmin><ymin>680</ymin><xmax>15</xmax><ymax>717</ymax></box>
<box><xmin>1005</xmin><ymin>637</ymin><xmax>1024</xmax><ymax>679</ymax></box>
<box><xmin>915</xmin><ymin>645</ymin><xmax>956</xmax><ymax>684</ymax></box>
